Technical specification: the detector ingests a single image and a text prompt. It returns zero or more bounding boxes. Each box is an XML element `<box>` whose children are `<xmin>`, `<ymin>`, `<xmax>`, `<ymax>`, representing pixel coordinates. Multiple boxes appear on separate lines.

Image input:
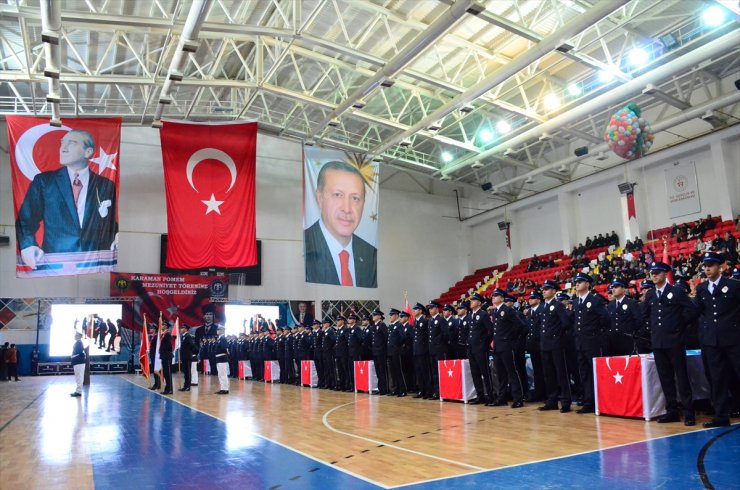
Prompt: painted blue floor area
<box><xmin>90</xmin><ymin>377</ymin><xmax>378</xmax><ymax>490</ymax></box>
<box><xmin>406</xmin><ymin>424</ymin><xmax>740</xmax><ymax>489</ymax></box>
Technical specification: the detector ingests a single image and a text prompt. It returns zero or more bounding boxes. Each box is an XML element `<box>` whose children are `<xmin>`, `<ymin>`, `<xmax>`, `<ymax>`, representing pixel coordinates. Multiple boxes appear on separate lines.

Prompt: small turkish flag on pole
<box><xmin>160</xmin><ymin>121</ymin><xmax>258</xmax><ymax>268</ymax></box>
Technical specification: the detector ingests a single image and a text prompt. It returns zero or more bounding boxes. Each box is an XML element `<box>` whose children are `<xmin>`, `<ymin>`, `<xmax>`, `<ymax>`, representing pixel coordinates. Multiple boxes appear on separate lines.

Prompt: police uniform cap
<box><xmin>470</xmin><ymin>293</ymin><xmax>485</xmax><ymax>302</ymax></box>
<box><xmin>528</xmin><ymin>290</ymin><xmax>543</xmax><ymax>300</ymax></box>
<box><xmin>426</xmin><ymin>301</ymin><xmax>441</xmax><ymax>309</ymax></box>
<box><xmin>556</xmin><ymin>292</ymin><xmax>570</xmax><ymax>301</ymax></box>
<box><xmin>702</xmin><ymin>251</ymin><xmax>723</xmax><ymax>264</ymax></box>
<box><xmin>610</xmin><ymin>279</ymin><xmax>627</xmax><ymax>288</ymax></box>
<box><xmin>541</xmin><ymin>280</ymin><xmax>559</xmax><ymax>290</ymax></box>
<box><xmin>347</xmin><ymin>313</ymin><xmax>358</xmax><ymax>320</ymax></box>
<box><xmin>640</xmin><ymin>279</ymin><xmax>655</xmax><ymax>290</ymax></box>
<box><xmin>649</xmin><ymin>261</ymin><xmax>671</xmax><ymax>273</ymax></box>
<box><xmin>491</xmin><ymin>288</ymin><xmax>506</xmax><ymax>297</ymax></box>
<box><xmin>399</xmin><ymin>311</ymin><xmax>410</xmax><ymax>318</ymax></box>
<box><xmin>574</xmin><ymin>272</ymin><xmax>592</xmax><ymax>283</ymax></box>
<box><xmin>443</xmin><ymin>304</ymin><xmax>455</xmax><ymax>312</ymax></box>
<box><xmin>457</xmin><ymin>301</ymin><xmax>470</xmax><ymax>310</ymax></box>
<box><xmin>372</xmin><ymin>309</ymin><xmax>384</xmax><ymax>316</ymax></box>
<box><xmin>412</xmin><ymin>302</ymin><xmax>426</xmax><ymax>311</ymax></box>
<box><xmin>389</xmin><ymin>308</ymin><xmax>401</xmax><ymax>316</ymax></box>
<box><xmin>336</xmin><ymin>315</ymin><xmax>346</xmax><ymax>321</ymax></box>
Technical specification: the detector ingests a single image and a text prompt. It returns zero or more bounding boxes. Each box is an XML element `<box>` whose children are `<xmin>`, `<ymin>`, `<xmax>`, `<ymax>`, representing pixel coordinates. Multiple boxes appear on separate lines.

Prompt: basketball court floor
<box><xmin>1</xmin><ymin>374</ymin><xmax>737</xmax><ymax>489</ymax></box>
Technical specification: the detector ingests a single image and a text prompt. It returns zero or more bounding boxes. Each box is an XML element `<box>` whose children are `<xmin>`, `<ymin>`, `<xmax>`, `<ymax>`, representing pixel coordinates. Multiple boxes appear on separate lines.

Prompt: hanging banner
<box><xmin>160</xmin><ymin>121</ymin><xmax>257</xmax><ymax>269</ymax></box>
<box><xmin>303</xmin><ymin>148</ymin><xmax>379</xmax><ymax>288</ymax></box>
<box><xmin>110</xmin><ymin>272</ymin><xmax>227</xmax><ymax>332</ymax></box>
<box><xmin>7</xmin><ymin>116</ymin><xmax>121</xmax><ymax>278</ymax></box>
<box><xmin>664</xmin><ymin>160</ymin><xmax>700</xmax><ymax>219</ymax></box>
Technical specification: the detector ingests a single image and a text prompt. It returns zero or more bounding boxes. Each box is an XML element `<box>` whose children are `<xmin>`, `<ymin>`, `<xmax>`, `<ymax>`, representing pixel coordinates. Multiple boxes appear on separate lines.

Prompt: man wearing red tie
<box><xmin>304</xmin><ymin>161</ymin><xmax>377</xmax><ymax>287</ymax></box>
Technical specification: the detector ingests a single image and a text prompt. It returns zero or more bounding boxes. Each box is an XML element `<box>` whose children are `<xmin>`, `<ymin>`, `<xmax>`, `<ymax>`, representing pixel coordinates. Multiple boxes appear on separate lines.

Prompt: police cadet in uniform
<box><xmin>370</xmin><ymin>309</ymin><xmax>389</xmax><ymax>395</ymax></box>
<box><xmin>427</xmin><ymin>301</ymin><xmax>447</xmax><ymax>399</ymax></box>
<box><xmin>312</xmin><ymin>320</ymin><xmax>324</xmax><ymax>387</ymax></box>
<box><xmin>215</xmin><ymin>326</ymin><xmax>230</xmax><ymax>394</ymax></box>
<box><xmin>645</xmin><ymin>261</ymin><xmax>699</xmax><ymax>425</ymax></box>
<box><xmin>400</xmin><ymin>312</ymin><xmax>416</xmax><ymax>392</ymax></box>
<box><xmin>159</xmin><ymin>322</ymin><xmax>174</xmax><ymax>395</ymax></box>
<box><xmin>276</xmin><ymin>327</ymin><xmax>287</xmax><ymax>384</ymax></box>
<box><xmin>441</xmin><ymin>304</ymin><xmax>456</xmax><ymax>360</ymax></box>
<box><xmin>454</xmin><ymin>302</ymin><xmax>470</xmax><ymax>359</ymax></box>
<box><xmin>361</xmin><ymin>315</ymin><xmax>373</xmax><ymax>361</ymax></box>
<box><xmin>571</xmin><ymin>273</ymin><xmax>610</xmax><ymax>414</ymax></box>
<box><xmin>347</xmin><ymin>314</ymin><xmax>364</xmax><ymax>390</ymax></box>
<box><xmin>490</xmin><ymin>289</ymin><xmax>528</xmax><ymax>408</ymax></box>
<box><xmin>70</xmin><ymin>331</ymin><xmax>86</xmax><ymax>397</ymax></box>
<box><xmin>525</xmin><ymin>290</ymin><xmax>546</xmax><ymax>402</ymax></box>
<box><xmin>539</xmin><ymin>280</ymin><xmax>573</xmax><ymax>413</ymax></box>
<box><xmin>179</xmin><ymin>323</ymin><xmax>196</xmax><ymax>391</ymax></box>
<box><xmin>467</xmin><ymin>293</ymin><xmax>495</xmax><ymax>405</ymax></box>
<box><xmin>556</xmin><ymin>292</ymin><xmax>581</xmax><ymax>405</ymax></box>
<box><xmin>321</xmin><ymin>319</ymin><xmax>336</xmax><ymax>389</ymax></box>
<box><xmin>634</xmin><ymin>279</ymin><xmax>655</xmax><ymax>354</ymax></box>
<box><xmin>412</xmin><ymin>303</ymin><xmax>432</xmax><ymax>399</ymax></box>
<box><xmin>607</xmin><ymin>279</ymin><xmax>643</xmax><ymax>356</ymax></box>
<box><xmin>694</xmin><ymin>252</ymin><xmax>740</xmax><ymax>428</ymax></box>
<box><xmin>334</xmin><ymin>315</ymin><xmax>350</xmax><ymax>391</ymax></box>
<box><xmin>283</xmin><ymin>327</ymin><xmax>295</xmax><ymax>384</ymax></box>
<box><xmin>386</xmin><ymin>309</ymin><xmax>407</xmax><ymax>397</ymax></box>
<box><xmin>506</xmin><ymin>295</ymin><xmax>529</xmax><ymax>404</ymax></box>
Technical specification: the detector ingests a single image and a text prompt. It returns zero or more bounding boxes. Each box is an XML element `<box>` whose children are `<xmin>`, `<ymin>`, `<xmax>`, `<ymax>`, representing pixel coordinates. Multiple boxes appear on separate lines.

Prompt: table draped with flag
<box><xmin>354</xmin><ymin>360</ymin><xmax>378</xmax><ymax>393</ymax></box>
<box><xmin>264</xmin><ymin>360</ymin><xmax>280</xmax><ymax>383</ymax></box>
<box><xmin>301</xmin><ymin>360</ymin><xmax>319</xmax><ymax>387</ymax></box>
<box><xmin>594</xmin><ymin>351</ymin><xmax>710</xmax><ymax>420</ymax></box>
<box><xmin>439</xmin><ymin>359</ymin><xmax>477</xmax><ymax>403</ymax></box>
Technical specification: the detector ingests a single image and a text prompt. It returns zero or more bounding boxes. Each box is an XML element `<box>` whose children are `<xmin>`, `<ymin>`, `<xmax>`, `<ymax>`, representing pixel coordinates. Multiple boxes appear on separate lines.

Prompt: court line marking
<box><xmin>390</xmin><ymin>421</ymin><xmax>740</xmax><ymax>488</ymax></box>
<box><xmin>0</xmin><ymin>387</ymin><xmax>48</xmax><ymax>433</ymax></box>
<box><xmin>121</xmin><ymin>376</ymin><xmax>390</xmax><ymax>489</ymax></box>
<box><xmin>322</xmin><ymin>399</ymin><xmax>487</xmax><ymax>472</ymax></box>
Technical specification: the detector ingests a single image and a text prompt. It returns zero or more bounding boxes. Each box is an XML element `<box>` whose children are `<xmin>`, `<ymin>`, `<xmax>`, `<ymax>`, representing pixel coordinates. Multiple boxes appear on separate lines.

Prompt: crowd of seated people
<box><xmin>525</xmin><ymin>254</ymin><xmax>558</xmax><ymax>272</ymax></box>
<box><xmin>571</xmin><ymin>231</ymin><xmax>620</xmax><ymax>258</ymax></box>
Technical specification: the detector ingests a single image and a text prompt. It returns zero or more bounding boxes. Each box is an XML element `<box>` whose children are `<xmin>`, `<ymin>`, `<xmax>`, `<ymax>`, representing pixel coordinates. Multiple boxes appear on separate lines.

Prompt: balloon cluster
<box><xmin>604</xmin><ymin>103</ymin><xmax>654</xmax><ymax>159</ymax></box>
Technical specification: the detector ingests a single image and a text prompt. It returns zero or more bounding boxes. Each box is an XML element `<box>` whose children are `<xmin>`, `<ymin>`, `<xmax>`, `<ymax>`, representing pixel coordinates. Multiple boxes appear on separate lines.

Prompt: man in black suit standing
<box><xmin>694</xmin><ymin>252</ymin><xmax>740</xmax><ymax>428</ymax></box>
<box><xmin>159</xmin><ymin>322</ymin><xmax>173</xmax><ymax>395</ymax></box>
<box><xmin>17</xmin><ymin>129</ymin><xmax>117</xmax><ymax>270</ymax></box>
<box><xmin>644</xmin><ymin>261</ymin><xmax>698</xmax><ymax>425</ymax></box>
<box><xmin>304</xmin><ymin>161</ymin><xmax>377</xmax><ymax>288</ymax></box>
<box><xmin>179</xmin><ymin>323</ymin><xmax>196</xmax><ymax>391</ymax></box>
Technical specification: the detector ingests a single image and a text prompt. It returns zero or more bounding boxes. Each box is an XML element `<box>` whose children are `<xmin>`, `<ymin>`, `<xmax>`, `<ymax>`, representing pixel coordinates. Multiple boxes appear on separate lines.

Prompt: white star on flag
<box><xmin>201</xmin><ymin>193</ymin><xmax>224</xmax><ymax>215</ymax></box>
<box><xmin>613</xmin><ymin>371</ymin><xmax>623</xmax><ymax>384</ymax></box>
<box><xmin>90</xmin><ymin>148</ymin><xmax>117</xmax><ymax>172</ymax></box>
<box><xmin>360</xmin><ymin>369</ymin><xmax>364</xmax><ymax>375</ymax></box>
<box><xmin>448</xmin><ymin>369</ymin><xmax>454</xmax><ymax>377</ymax></box>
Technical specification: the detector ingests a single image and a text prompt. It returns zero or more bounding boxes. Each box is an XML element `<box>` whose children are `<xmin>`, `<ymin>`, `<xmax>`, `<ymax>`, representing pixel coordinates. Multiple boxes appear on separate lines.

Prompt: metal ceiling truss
<box><xmin>1</xmin><ymin>0</ymin><xmax>738</xmax><ymax>202</ymax></box>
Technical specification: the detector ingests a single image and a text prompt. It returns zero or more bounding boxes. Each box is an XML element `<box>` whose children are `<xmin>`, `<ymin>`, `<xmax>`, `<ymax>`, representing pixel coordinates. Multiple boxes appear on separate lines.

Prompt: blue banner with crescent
<box><xmin>7</xmin><ymin>116</ymin><xmax>121</xmax><ymax>278</ymax></box>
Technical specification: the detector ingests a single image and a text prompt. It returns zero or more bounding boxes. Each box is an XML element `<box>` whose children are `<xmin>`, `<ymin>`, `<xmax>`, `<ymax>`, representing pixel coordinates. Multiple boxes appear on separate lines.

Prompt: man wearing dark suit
<box><xmin>571</xmin><ymin>273</ymin><xmax>610</xmax><ymax>414</ymax></box>
<box><xmin>17</xmin><ymin>130</ymin><xmax>117</xmax><ymax>269</ymax></box>
<box><xmin>296</xmin><ymin>302</ymin><xmax>314</xmax><ymax>328</ymax></box>
<box><xmin>105</xmin><ymin>319</ymin><xmax>117</xmax><ymax>352</ymax></box>
<box><xmin>694</xmin><ymin>252</ymin><xmax>740</xmax><ymax>428</ymax></box>
<box><xmin>179</xmin><ymin>323</ymin><xmax>196</xmax><ymax>391</ymax></box>
<box><xmin>645</xmin><ymin>261</ymin><xmax>699</xmax><ymax>425</ymax></box>
<box><xmin>159</xmin><ymin>323</ymin><xmax>173</xmax><ymax>395</ymax></box>
<box><xmin>304</xmin><ymin>160</ymin><xmax>377</xmax><ymax>288</ymax></box>
<box><xmin>607</xmin><ymin>279</ymin><xmax>643</xmax><ymax>356</ymax></box>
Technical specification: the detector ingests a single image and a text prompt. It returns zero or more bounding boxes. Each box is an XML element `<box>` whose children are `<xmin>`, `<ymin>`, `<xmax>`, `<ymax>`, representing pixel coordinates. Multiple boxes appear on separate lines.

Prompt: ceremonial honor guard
<box><xmin>347</xmin><ymin>314</ymin><xmax>364</xmax><ymax>390</ymax></box>
<box><xmin>370</xmin><ymin>309</ymin><xmax>389</xmax><ymax>395</ymax></box>
<box><xmin>387</xmin><ymin>309</ymin><xmax>407</xmax><ymax>396</ymax></box>
<box><xmin>412</xmin><ymin>303</ymin><xmax>432</xmax><ymax>399</ymax></box>
<box><xmin>454</xmin><ymin>302</ymin><xmax>470</xmax><ymax>359</ymax></box>
<box><xmin>179</xmin><ymin>323</ymin><xmax>196</xmax><ymax>391</ymax></box>
<box><xmin>525</xmin><ymin>290</ymin><xmax>546</xmax><ymax>402</ymax></box>
<box><xmin>70</xmin><ymin>331</ymin><xmax>86</xmax><ymax>397</ymax></box>
<box><xmin>467</xmin><ymin>293</ymin><xmax>495</xmax><ymax>405</ymax></box>
<box><xmin>539</xmin><ymin>280</ymin><xmax>573</xmax><ymax>413</ymax></box>
<box><xmin>427</xmin><ymin>301</ymin><xmax>448</xmax><ymax>399</ymax></box>
<box><xmin>321</xmin><ymin>319</ymin><xmax>336</xmax><ymax>389</ymax></box>
<box><xmin>694</xmin><ymin>252</ymin><xmax>740</xmax><ymax>428</ymax></box>
<box><xmin>571</xmin><ymin>273</ymin><xmax>610</xmax><ymax>414</ymax></box>
<box><xmin>644</xmin><ymin>261</ymin><xmax>699</xmax><ymax>425</ymax></box>
<box><xmin>215</xmin><ymin>326</ymin><xmax>230</xmax><ymax>394</ymax></box>
<box><xmin>490</xmin><ymin>289</ymin><xmax>528</xmax><ymax>408</ymax></box>
<box><xmin>159</xmin><ymin>322</ymin><xmax>173</xmax><ymax>395</ymax></box>
<box><xmin>334</xmin><ymin>316</ymin><xmax>349</xmax><ymax>391</ymax></box>
<box><xmin>607</xmin><ymin>279</ymin><xmax>643</xmax><ymax>356</ymax></box>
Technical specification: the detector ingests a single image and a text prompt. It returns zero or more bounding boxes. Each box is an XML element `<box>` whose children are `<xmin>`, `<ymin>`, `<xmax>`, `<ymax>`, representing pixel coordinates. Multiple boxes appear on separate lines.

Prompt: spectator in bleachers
<box><xmin>624</xmin><ymin>239</ymin><xmax>634</xmax><ymax>252</ymax></box>
<box><xmin>676</xmin><ymin>226</ymin><xmax>687</xmax><ymax>243</ymax></box>
<box><xmin>609</xmin><ymin>231</ymin><xmax>619</xmax><ymax>247</ymax></box>
<box><xmin>585</xmin><ymin>236</ymin><xmax>593</xmax><ymax>249</ymax></box>
<box><xmin>711</xmin><ymin>233</ymin><xmax>723</xmax><ymax>250</ymax></box>
<box><xmin>704</xmin><ymin>214</ymin><xmax>715</xmax><ymax>232</ymax></box>
<box><xmin>670</xmin><ymin>223</ymin><xmax>679</xmax><ymax>237</ymax></box>
<box><xmin>634</xmin><ymin>236</ymin><xmax>644</xmax><ymax>250</ymax></box>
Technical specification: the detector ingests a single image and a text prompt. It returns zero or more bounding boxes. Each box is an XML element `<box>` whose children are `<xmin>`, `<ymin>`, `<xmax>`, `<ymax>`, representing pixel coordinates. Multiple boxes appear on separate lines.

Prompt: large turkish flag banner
<box><xmin>595</xmin><ymin>356</ymin><xmax>643</xmax><ymax>418</ymax></box>
<box><xmin>439</xmin><ymin>360</ymin><xmax>463</xmax><ymax>400</ymax></box>
<box><xmin>160</xmin><ymin>121</ymin><xmax>257</xmax><ymax>268</ymax></box>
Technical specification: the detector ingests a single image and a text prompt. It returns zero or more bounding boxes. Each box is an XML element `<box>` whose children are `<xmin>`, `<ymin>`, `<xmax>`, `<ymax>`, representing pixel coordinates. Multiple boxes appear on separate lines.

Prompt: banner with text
<box><xmin>664</xmin><ymin>160</ymin><xmax>700</xmax><ymax>219</ymax></box>
<box><xmin>110</xmin><ymin>272</ymin><xmax>227</xmax><ymax>331</ymax></box>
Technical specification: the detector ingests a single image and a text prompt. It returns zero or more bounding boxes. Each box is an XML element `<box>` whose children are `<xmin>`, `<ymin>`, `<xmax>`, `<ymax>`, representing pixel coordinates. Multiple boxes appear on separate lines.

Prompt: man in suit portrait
<box><xmin>16</xmin><ymin>129</ymin><xmax>118</xmax><ymax>269</ymax></box>
<box><xmin>304</xmin><ymin>160</ymin><xmax>377</xmax><ymax>288</ymax></box>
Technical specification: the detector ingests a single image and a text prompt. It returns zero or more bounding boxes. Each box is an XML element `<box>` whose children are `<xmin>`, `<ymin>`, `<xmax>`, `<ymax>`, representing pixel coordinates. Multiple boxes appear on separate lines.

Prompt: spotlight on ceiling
<box><xmin>441</xmin><ymin>152</ymin><xmax>453</xmax><ymax>163</ymax></box>
<box><xmin>568</xmin><ymin>83</ymin><xmax>582</xmax><ymax>96</ymax></box>
<box><xmin>479</xmin><ymin>128</ymin><xmax>494</xmax><ymax>142</ymax></box>
<box><xmin>703</xmin><ymin>5</ymin><xmax>726</xmax><ymax>27</ymax></box>
<box><xmin>496</xmin><ymin>120</ymin><xmax>511</xmax><ymax>134</ymax></box>
<box><xmin>628</xmin><ymin>47</ymin><xmax>649</xmax><ymax>67</ymax></box>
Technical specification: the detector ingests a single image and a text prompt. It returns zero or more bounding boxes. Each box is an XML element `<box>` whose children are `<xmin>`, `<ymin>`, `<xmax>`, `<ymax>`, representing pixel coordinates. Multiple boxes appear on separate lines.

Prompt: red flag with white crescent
<box><xmin>595</xmin><ymin>356</ymin><xmax>643</xmax><ymax>418</ymax></box>
<box><xmin>439</xmin><ymin>360</ymin><xmax>463</xmax><ymax>400</ymax></box>
<box><xmin>159</xmin><ymin>121</ymin><xmax>257</xmax><ymax>268</ymax></box>
<box><xmin>6</xmin><ymin>116</ymin><xmax>121</xmax><ymax>278</ymax></box>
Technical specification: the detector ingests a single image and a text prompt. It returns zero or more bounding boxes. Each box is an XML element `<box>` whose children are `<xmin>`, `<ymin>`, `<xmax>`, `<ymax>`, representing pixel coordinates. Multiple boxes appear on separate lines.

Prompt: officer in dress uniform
<box><xmin>634</xmin><ymin>279</ymin><xmax>655</xmax><ymax>354</ymax></box>
<box><xmin>557</xmin><ymin>292</ymin><xmax>581</xmax><ymax>405</ymax></box>
<box><xmin>454</xmin><ymin>303</ymin><xmax>470</xmax><ymax>359</ymax></box>
<box><xmin>147</xmin><ymin>325</ymin><xmax>161</xmax><ymax>391</ymax></box>
<box><xmin>442</xmin><ymin>304</ymin><xmax>457</xmax><ymax>359</ymax></box>
<box><xmin>159</xmin><ymin>322</ymin><xmax>174</xmax><ymax>395</ymax></box>
<box><xmin>70</xmin><ymin>331</ymin><xmax>86</xmax><ymax>397</ymax></box>
<box><xmin>400</xmin><ymin>311</ymin><xmax>415</xmax><ymax>392</ymax></box>
<box><xmin>179</xmin><ymin>323</ymin><xmax>196</xmax><ymax>391</ymax></box>
<box><xmin>644</xmin><ymin>261</ymin><xmax>699</xmax><ymax>425</ymax></box>
<box><xmin>490</xmin><ymin>289</ymin><xmax>528</xmax><ymax>408</ymax></box>
<box><xmin>694</xmin><ymin>252</ymin><xmax>740</xmax><ymax>428</ymax></box>
<box><xmin>539</xmin><ymin>280</ymin><xmax>573</xmax><ymax>413</ymax></box>
<box><xmin>412</xmin><ymin>303</ymin><xmax>432</xmax><ymax>399</ymax></box>
<box><xmin>467</xmin><ymin>293</ymin><xmax>495</xmax><ymax>405</ymax></box>
<box><xmin>312</xmin><ymin>320</ymin><xmax>324</xmax><ymax>387</ymax></box>
<box><xmin>320</xmin><ymin>319</ymin><xmax>335</xmax><ymax>389</ymax></box>
<box><xmin>506</xmin><ymin>295</ymin><xmax>529</xmax><ymax>403</ymax></box>
<box><xmin>386</xmin><ymin>308</ymin><xmax>407</xmax><ymax>396</ymax></box>
<box><xmin>427</xmin><ymin>301</ymin><xmax>447</xmax><ymax>399</ymax></box>
<box><xmin>572</xmin><ymin>273</ymin><xmax>610</xmax><ymax>414</ymax></box>
<box><xmin>276</xmin><ymin>327</ymin><xmax>286</xmax><ymax>383</ymax></box>
<box><xmin>370</xmin><ymin>309</ymin><xmax>389</xmax><ymax>395</ymax></box>
<box><xmin>525</xmin><ymin>290</ymin><xmax>546</xmax><ymax>402</ymax></box>
<box><xmin>214</xmin><ymin>326</ymin><xmax>230</xmax><ymax>394</ymax></box>
<box><xmin>334</xmin><ymin>316</ymin><xmax>350</xmax><ymax>391</ymax></box>
<box><xmin>281</xmin><ymin>327</ymin><xmax>293</xmax><ymax>384</ymax></box>
<box><xmin>607</xmin><ymin>279</ymin><xmax>643</xmax><ymax>356</ymax></box>
<box><xmin>347</xmin><ymin>314</ymin><xmax>364</xmax><ymax>390</ymax></box>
